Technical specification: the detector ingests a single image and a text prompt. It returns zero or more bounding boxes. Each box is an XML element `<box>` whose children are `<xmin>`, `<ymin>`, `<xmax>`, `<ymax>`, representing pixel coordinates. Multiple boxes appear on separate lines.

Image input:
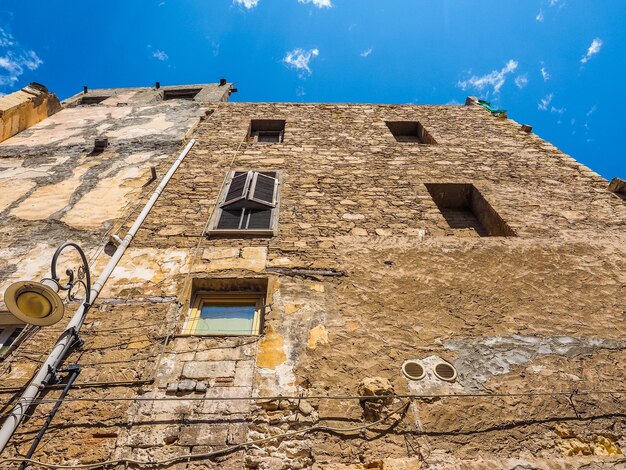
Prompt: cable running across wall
<box><xmin>0</xmin><ymin>389</ymin><xmax>623</xmax><ymax>411</ymax></box>
<box><xmin>0</xmin><ymin>401</ymin><xmax>411</xmax><ymax>469</ymax></box>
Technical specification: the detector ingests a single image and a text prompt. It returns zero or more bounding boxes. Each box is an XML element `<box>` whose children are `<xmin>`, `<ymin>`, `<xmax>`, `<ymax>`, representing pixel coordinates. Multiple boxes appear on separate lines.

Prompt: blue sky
<box><xmin>0</xmin><ymin>0</ymin><xmax>624</xmax><ymax>179</ymax></box>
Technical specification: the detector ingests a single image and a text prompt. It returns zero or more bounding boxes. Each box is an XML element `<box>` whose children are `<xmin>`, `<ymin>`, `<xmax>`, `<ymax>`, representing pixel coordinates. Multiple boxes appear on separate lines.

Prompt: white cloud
<box><xmin>234</xmin><ymin>0</ymin><xmax>259</xmax><ymax>9</ymax></box>
<box><xmin>298</xmin><ymin>0</ymin><xmax>332</xmax><ymax>7</ymax></box>
<box><xmin>360</xmin><ymin>48</ymin><xmax>372</xmax><ymax>58</ymax></box>
<box><xmin>540</xmin><ymin>66</ymin><xmax>550</xmax><ymax>81</ymax></box>
<box><xmin>581</xmin><ymin>38</ymin><xmax>603</xmax><ymax>63</ymax></box>
<box><xmin>538</xmin><ymin>93</ymin><xmax>553</xmax><ymax>111</ymax></box>
<box><xmin>550</xmin><ymin>106</ymin><xmax>565</xmax><ymax>114</ymax></box>
<box><xmin>586</xmin><ymin>104</ymin><xmax>597</xmax><ymax>116</ymax></box>
<box><xmin>0</xmin><ymin>28</ymin><xmax>14</xmax><ymax>47</ymax></box>
<box><xmin>457</xmin><ymin>59</ymin><xmax>518</xmax><ymax>95</ymax></box>
<box><xmin>536</xmin><ymin>10</ymin><xmax>544</xmax><ymax>22</ymax></box>
<box><xmin>283</xmin><ymin>48</ymin><xmax>319</xmax><ymax>77</ymax></box>
<box><xmin>152</xmin><ymin>50</ymin><xmax>168</xmax><ymax>61</ymax></box>
<box><xmin>514</xmin><ymin>74</ymin><xmax>528</xmax><ymax>89</ymax></box>
<box><xmin>0</xmin><ymin>35</ymin><xmax>43</xmax><ymax>89</ymax></box>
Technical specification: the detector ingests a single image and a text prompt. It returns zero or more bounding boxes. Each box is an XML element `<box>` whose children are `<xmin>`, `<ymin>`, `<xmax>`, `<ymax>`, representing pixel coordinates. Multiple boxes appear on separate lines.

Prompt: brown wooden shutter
<box><xmin>246</xmin><ymin>209</ymin><xmax>272</xmax><ymax>229</ymax></box>
<box><xmin>222</xmin><ymin>171</ymin><xmax>252</xmax><ymax>207</ymax></box>
<box><xmin>248</xmin><ymin>173</ymin><xmax>277</xmax><ymax>207</ymax></box>
<box><xmin>217</xmin><ymin>209</ymin><xmax>243</xmax><ymax>229</ymax></box>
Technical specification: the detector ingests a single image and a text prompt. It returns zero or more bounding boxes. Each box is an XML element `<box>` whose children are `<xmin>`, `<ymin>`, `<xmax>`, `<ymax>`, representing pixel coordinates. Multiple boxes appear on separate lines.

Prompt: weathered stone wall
<box><xmin>0</xmin><ymin>83</ymin><xmax>61</xmax><ymax>143</ymax></box>
<box><xmin>1</xmin><ymin>99</ymin><xmax>625</xmax><ymax>469</ymax></box>
<box><xmin>0</xmin><ymin>83</ymin><xmax>231</xmax><ymax>465</ymax></box>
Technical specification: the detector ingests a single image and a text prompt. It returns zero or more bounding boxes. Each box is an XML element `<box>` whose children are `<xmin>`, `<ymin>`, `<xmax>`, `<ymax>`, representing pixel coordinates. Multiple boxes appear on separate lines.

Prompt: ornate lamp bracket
<box><xmin>44</xmin><ymin>242</ymin><xmax>92</xmax><ymax>304</ymax></box>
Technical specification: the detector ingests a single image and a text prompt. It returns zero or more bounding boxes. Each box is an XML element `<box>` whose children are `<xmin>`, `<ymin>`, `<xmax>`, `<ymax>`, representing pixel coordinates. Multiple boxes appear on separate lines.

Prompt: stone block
<box><xmin>179</xmin><ymin>423</ymin><xmax>229</xmax><ymax>446</ymax></box>
<box><xmin>233</xmin><ymin>360</ymin><xmax>255</xmax><ymax>386</ymax></box>
<box><xmin>177</xmin><ymin>379</ymin><xmax>197</xmax><ymax>392</ymax></box>
<box><xmin>182</xmin><ymin>360</ymin><xmax>236</xmax><ymax>380</ymax></box>
<box><xmin>202</xmin><ymin>247</ymin><xmax>240</xmax><ymax>260</ymax></box>
<box><xmin>241</xmin><ymin>246</ymin><xmax>268</xmax><ymax>260</ymax></box>
<box><xmin>126</xmin><ymin>424</ymin><xmax>180</xmax><ymax>448</ymax></box>
<box><xmin>195</xmin><ymin>347</ymin><xmax>245</xmax><ymax>362</ymax></box>
<box><xmin>202</xmin><ymin>387</ymin><xmax>252</xmax><ymax>414</ymax></box>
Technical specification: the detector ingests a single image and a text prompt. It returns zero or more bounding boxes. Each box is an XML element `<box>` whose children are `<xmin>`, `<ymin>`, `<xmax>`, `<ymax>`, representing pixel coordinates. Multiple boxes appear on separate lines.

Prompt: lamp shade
<box><xmin>3</xmin><ymin>281</ymin><xmax>65</xmax><ymax>326</ymax></box>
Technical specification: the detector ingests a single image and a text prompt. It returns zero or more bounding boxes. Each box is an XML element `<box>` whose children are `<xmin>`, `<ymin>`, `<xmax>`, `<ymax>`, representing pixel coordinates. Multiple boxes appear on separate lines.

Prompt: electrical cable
<box><xmin>0</xmin><ymin>389</ymin><xmax>623</xmax><ymax>411</ymax></box>
<box><xmin>0</xmin><ymin>400</ymin><xmax>410</xmax><ymax>469</ymax></box>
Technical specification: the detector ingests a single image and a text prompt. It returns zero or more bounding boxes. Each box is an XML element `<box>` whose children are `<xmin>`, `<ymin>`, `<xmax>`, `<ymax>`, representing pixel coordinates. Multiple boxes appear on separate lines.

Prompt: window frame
<box><xmin>0</xmin><ymin>325</ymin><xmax>25</xmax><ymax>359</ymax></box>
<box><xmin>385</xmin><ymin>120</ymin><xmax>437</xmax><ymax>145</ymax></box>
<box><xmin>209</xmin><ymin>170</ymin><xmax>282</xmax><ymax>236</ymax></box>
<box><xmin>250</xmin><ymin>130</ymin><xmax>283</xmax><ymax>144</ymax></box>
<box><xmin>162</xmin><ymin>88</ymin><xmax>202</xmax><ymax>101</ymax></box>
<box><xmin>181</xmin><ymin>291</ymin><xmax>265</xmax><ymax>337</ymax></box>
<box><xmin>247</xmin><ymin>120</ymin><xmax>286</xmax><ymax>144</ymax></box>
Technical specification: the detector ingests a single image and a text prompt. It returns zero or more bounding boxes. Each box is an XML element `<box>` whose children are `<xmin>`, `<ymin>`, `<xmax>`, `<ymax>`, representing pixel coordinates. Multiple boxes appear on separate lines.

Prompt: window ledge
<box><xmin>173</xmin><ymin>333</ymin><xmax>262</xmax><ymax>339</ymax></box>
<box><xmin>206</xmin><ymin>229</ymin><xmax>275</xmax><ymax>237</ymax></box>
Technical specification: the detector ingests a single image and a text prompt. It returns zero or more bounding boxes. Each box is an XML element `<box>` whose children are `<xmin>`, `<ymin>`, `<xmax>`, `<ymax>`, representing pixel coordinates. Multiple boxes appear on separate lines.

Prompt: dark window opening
<box><xmin>248</xmin><ymin>120</ymin><xmax>285</xmax><ymax>143</ymax></box>
<box><xmin>425</xmin><ymin>183</ymin><xmax>515</xmax><ymax>237</ymax></box>
<box><xmin>217</xmin><ymin>208</ymin><xmax>272</xmax><ymax>230</ymax></box>
<box><xmin>80</xmin><ymin>96</ymin><xmax>110</xmax><ymax>106</ymax></box>
<box><xmin>163</xmin><ymin>88</ymin><xmax>202</xmax><ymax>100</ymax></box>
<box><xmin>386</xmin><ymin>121</ymin><xmax>436</xmax><ymax>144</ymax></box>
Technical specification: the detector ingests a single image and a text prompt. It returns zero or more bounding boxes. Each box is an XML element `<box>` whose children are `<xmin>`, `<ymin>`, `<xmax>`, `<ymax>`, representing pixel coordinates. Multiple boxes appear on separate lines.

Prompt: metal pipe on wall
<box><xmin>0</xmin><ymin>138</ymin><xmax>196</xmax><ymax>454</ymax></box>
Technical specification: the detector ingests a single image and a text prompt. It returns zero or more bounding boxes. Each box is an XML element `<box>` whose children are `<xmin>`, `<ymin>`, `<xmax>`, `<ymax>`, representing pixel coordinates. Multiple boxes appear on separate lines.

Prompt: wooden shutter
<box><xmin>246</xmin><ymin>209</ymin><xmax>273</xmax><ymax>229</ymax></box>
<box><xmin>248</xmin><ymin>172</ymin><xmax>277</xmax><ymax>207</ymax></box>
<box><xmin>217</xmin><ymin>209</ymin><xmax>243</xmax><ymax>229</ymax></box>
<box><xmin>222</xmin><ymin>172</ymin><xmax>252</xmax><ymax>207</ymax></box>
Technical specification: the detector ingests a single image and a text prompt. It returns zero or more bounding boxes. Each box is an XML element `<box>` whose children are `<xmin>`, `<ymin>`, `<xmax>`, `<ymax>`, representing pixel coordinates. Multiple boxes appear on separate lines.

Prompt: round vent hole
<box><xmin>402</xmin><ymin>360</ymin><xmax>425</xmax><ymax>380</ymax></box>
<box><xmin>434</xmin><ymin>362</ymin><xmax>457</xmax><ymax>382</ymax></box>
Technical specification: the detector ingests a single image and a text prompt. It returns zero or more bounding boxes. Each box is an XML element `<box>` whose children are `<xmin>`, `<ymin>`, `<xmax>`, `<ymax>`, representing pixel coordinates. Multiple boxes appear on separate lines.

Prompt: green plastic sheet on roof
<box><xmin>478</xmin><ymin>99</ymin><xmax>507</xmax><ymax>116</ymax></box>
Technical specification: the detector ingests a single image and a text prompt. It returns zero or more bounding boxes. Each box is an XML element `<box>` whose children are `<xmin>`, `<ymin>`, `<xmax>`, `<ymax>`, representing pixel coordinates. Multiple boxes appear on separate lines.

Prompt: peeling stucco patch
<box><xmin>307</xmin><ymin>324</ymin><xmax>329</xmax><ymax>349</ymax></box>
<box><xmin>11</xmin><ymin>160</ymin><xmax>97</xmax><ymax>220</ymax></box>
<box><xmin>95</xmin><ymin>248</ymin><xmax>188</xmax><ymax>297</ymax></box>
<box><xmin>62</xmin><ymin>166</ymin><xmax>148</xmax><ymax>230</ymax></box>
<box><xmin>445</xmin><ymin>335</ymin><xmax>626</xmax><ymax>391</ymax></box>
<box><xmin>284</xmin><ymin>303</ymin><xmax>304</xmax><ymax>315</ymax></box>
<box><xmin>0</xmin><ymin>179</ymin><xmax>35</xmax><ymax>212</ymax></box>
<box><xmin>257</xmin><ymin>325</ymin><xmax>287</xmax><ymax>369</ymax></box>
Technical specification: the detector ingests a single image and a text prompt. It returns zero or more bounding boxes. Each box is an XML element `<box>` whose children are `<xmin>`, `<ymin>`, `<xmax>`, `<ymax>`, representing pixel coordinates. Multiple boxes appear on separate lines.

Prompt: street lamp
<box><xmin>0</xmin><ymin>138</ymin><xmax>196</xmax><ymax>458</ymax></box>
<box><xmin>3</xmin><ymin>242</ymin><xmax>91</xmax><ymax>327</ymax></box>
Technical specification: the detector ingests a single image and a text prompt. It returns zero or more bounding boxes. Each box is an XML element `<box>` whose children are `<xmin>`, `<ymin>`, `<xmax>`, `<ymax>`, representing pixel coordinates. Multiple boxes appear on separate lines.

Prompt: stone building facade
<box><xmin>0</xmin><ymin>82</ymin><xmax>625</xmax><ymax>469</ymax></box>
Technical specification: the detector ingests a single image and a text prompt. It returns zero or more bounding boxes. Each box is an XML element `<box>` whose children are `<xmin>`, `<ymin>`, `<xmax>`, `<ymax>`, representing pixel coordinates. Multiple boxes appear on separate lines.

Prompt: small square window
<box><xmin>80</xmin><ymin>96</ymin><xmax>110</xmax><ymax>106</ymax></box>
<box><xmin>386</xmin><ymin>121</ymin><xmax>436</xmax><ymax>144</ymax></box>
<box><xmin>425</xmin><ymin>183</ymin><xmax>515</xmax><ymax>237</ymax></box>
<box><xmin>0</xmin><ymin>326</ymin><xmax>25</xmax><ymax>359</ymax></box>
<box><xmin>163</xmin><ymin>88</ymin><xmax>202</xmax><ymax>100</ymax></box>
<box><xmin>184</xmin><ymin>294</ymin><xmax>264</xmax><ymax>335</ymax></box>
<box><xmin>181</xmin><ymin>279</ymin><xmax>268</xmax><ymax>336</ymax></box>
<box><xmin>248</xmin><ymin>119</ymin><xmax>285</xmax><ymax>143</ymax></box>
